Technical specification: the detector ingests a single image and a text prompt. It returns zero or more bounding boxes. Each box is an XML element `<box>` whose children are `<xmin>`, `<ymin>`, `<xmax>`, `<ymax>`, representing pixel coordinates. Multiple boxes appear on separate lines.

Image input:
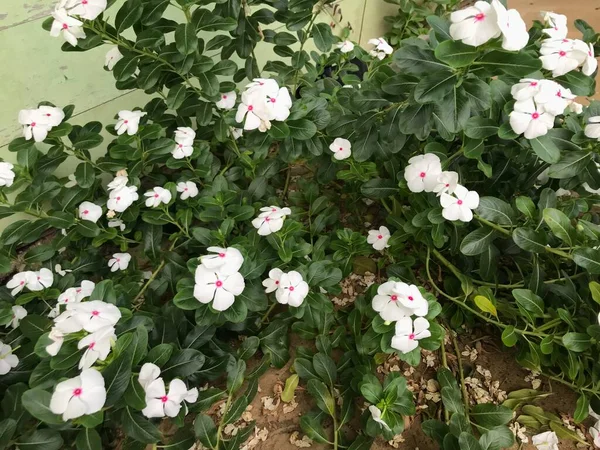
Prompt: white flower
<box><xmin>542</xmin><ymin>12</ymin><xmax>568</xmax><ymax>40</ymax></box>
<box><xmin>115</xmin><ymin>110</ymin><xmax>146</xmax><ymax>135</ymax></box>
<box><xmin>509</xmin><ymin>99</ymin><xmax>555</xmax><ymax>139</ymax></box>
<box><xmin>55</xmin><ymin>288</ymin><xmax>80</xmax><ymax>316</ymax></box>
<box><xmin>10</xmin><ymin>305</ymin><xmax>27</xmax><ymax>329</ymax></box>
<box><xmin>107</xmin><ymin>175</ymin><xmax>128</xmax><ymax>191</ymax></box>
<box><xmin>38</xmin><ymin>106</ymin><xmax>65</xmax><ymax>127</ymax></box>
<box><xmin>200</xmin><ymin>247</ymin><xmax>244</xmax><ymax>276</ymax></box>
<box><xmin>336</xmin><ymin>40</ymin><xmax>355</xmax><ymax>53</ymax></box>
<box><xmin>108</xmin><ymin>219</ymin><xmax>125</xmax><ymax>231</ymax></box>
<box><xmin>50</xmin><ymin>369</ymin><xmax>106</xmax><ymax>421</ymax></box>
<box><xmin>449</xmin><ymin>1</ymin><xmax>501</xmax><ymax>47</ymax></box>
<box><xmin>142</xmin><ymin>378</ymin><xmax>196</xmax><ymax>418</ymax></box>
<box><xmin>76</xmin><ymin>281</ymin><xmax>95</xmax><ymax>301</ymax></box>
<box><xmin>368</xmin><ymin>405</ymin><xmax>391</xmax><ymax>431</ymax></box>
<box><xmin>50</xmin><ymin>8</ymin><xmax>86</xmax><ymax>47</ymax></box>
<box><xmin>440</xmin><ymin>184</ymin><xmax>480</xmax><ymax>222</ymax></box>
<box><xmin>404</xmin><ymin>153</ymin><xmax>442</xmax><ymax>193</ymax></box>
<box><xmin>0</xmin><ymin>162</ymin><xmax>15</xmax><ymax>187</ymax></box>
<box><xmin>367</xmin><ymin>226</ymin><xmax>391</xmax><ymax>251</ymax></box>
<box><xmin>172</xmin><ymin>141</ymin><xmax>194</xmax><ymax>159</ymax></box>
<box><xmin>368</xmin><ymin>37</ymin><xmax>393</xmax><ymax>59</ymax></box>
<box><xmin>511</xmin><ymin>78</ymin><xmax>543</xmax><ymax>102</ymax></box>
<box><xmin>106</xmin><ymin>210</ymin><xmax>116</xmax><ymax>219</ymax></box>
<box><xmin>569</xmin><ymin>101</ymin><xmax>583</xmax><ymax>114</ymax></box>
<box><xmin>491</xmin><ymin>0</ymin><xmax>529</xmax><ymax>51</ymax></box>
<box><xmin>540</xmin><ymin>39</ymin><xmax>582</xmax><ymax>77</ymax></box>
<box><xmin>69</xmin><ymin>0</ymin><xmax>107</xmax><ymax>20</ymax></box>
<box><xmin>139</xmin><ymin>363</ymin><xmax>161</xmax><ymax>390</ymax></box>
<box><xmin>264</xmin><ymin>87</ymin><xmax>293</xmax><ymax>122</ymax></box>
<box><xmin>216</xmin><ymin>91</ymin><xmax>237</xmax><ymax>110</ymax></box>
<box><xmin>78</xmin><ymin>201</ymin><xmax>102</xmax><ymax>223</ymax></box>
<box><xmin>235</xmin><ymin>89</ymin><xmax>271</xmax><ymax>131</ymax></box>
<box><xmin>145</xmin><ymin>186</ymin><xmax>172</xmax><ymax>208</ymax></box>
<box><xmin>68</xmin><ymin>300</ymin><xmax>121</xmax><ymax>332</ymax></box>
<box><xmin>275</xmin><ymin>271</ymin><xmax>309</xmax><ymax>307</ymax></box>
<box><xmin>534</xmin><ymin>80</ymin><xmax>575</xmax><ymax>115</ymax></box>
<box><xmin>433</xmin><ymin>171</ymin><xmax>459</xmax><ymax>196</ymax></box>
<box><xmin>176</xmin><ymin>181</ymin><xmax>199</xmax><ymax>200</ymax></box>
<box><xmin>531</xmin><ymin>431</ymin><xmax>559</xmax><ymax>450</ymax></box>
<box><xmin>104</xmin><ymin>46</ymin><xmax>123</xmax><ymax>70</ymax></box>
<box><xmin>252</xmin><ymin>206</ymin><xmax>291</xmax><ymax>236</ymax></box>
<box><xmin>245</xmin><ymin>78</ymin><xmax>280</xmax><ymax>97</ymax></box>
<box><xmin>262</xmin><ymin>268</ymin><xmax>283</xmax><ymax>293</ymax></box>
<box><xmin>230</xmin><ymin>127</ymin><xmax>243</xmax><ymax>140</ymax></box>
<box><xmin>573</xmin><ymin>39</ymin><xmax>598</xmax><ymax>76</ymax></box>
<box><xmin>54</xmin><ymin>309</ymin><xmax>84</xmax><ymax>334</ymax></box>
<box><xmin>54</xmin><ymin>264</ymin><xmax>72</xmax><ymax>277</ymax></box>
<box><xmin>174</xmin><ymin>127</ymin><xmax>195</xmax><ymax>145</ymax></box>
<box><xmin>391</xmin><ymin>317</ymin><xmax>431</xmax><ymax>354</ymax></box>
<box><xmin>107</xmin><ymin>186</ymin><xmax>139</xmax><ymax>212</ymax></box>
<box><xmin>78</xmin><ymin>326</ymin><xmax>116</xmax><ymax>369</ymax></box>
<box><xmin>585</xmin><ymin>116</ymin><xmax>600</xmax><ymax>140</ymax></box>
<box><xmin>65</xmin><ymin>174</ymin><xmax>78</xmax><ymax>188</ymax></box>
<box><xmin>46</xmin><ymin>328</ymin><xmax>65</xmax><ymax>356</ymax></box>
<box><xmin>193</xmin><ymin>265</ymin><xmax>245</xmax><ymax>311</ymax></box>
<box><xmin>372</xmin><ymin>281</ymin><xmax>428</xmax><ymax>322</ymax></box>
<box><xmin>590</xmin><ymin>421</ymin><xmax>600</xmax><ymax>449</ymax></box>
<box><xmin>27</xmin><ymin>268</ymin><xmax>54</xmax><ymax>291</ymax></box>
<box><xmin>0</xmin><ymin>342</ymin><xmax>18</xmax><ymax>375</ymax></box>
<box><xmin>108</xmin><ymin>252</ymin><xmax>131</xmax><ymax>272</ymax></box>
<box><xmin>6</xmin><ymin>272</ymin><xmax>34</xmax><ymax>296</ymax></box>
<box><xmin>329</xmin><ymin>138</ymin><xmax>352</xmax><ymax>160</ymax></box>
<box><xmin>18</xmin><ymin>109</ymin><xmax>52</xmax><ymax>142</ymax></box>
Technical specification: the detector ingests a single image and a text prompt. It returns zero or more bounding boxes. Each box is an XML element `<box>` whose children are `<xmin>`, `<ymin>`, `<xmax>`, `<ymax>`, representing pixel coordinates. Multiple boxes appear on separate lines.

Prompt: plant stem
<box><xmin>292</xmin><ymin>2</ymin><xmax>322</xmax><ymax>92</ymax></box>
<box><xmin>439</xmin><ymin>338</ymin><xmax>450</xmax><ymax>424</ymax></box>
<box><xmin>133</xmin><ymin>238</ymin><xmax>178</xmax><ymax>308</ymax></box>
<box><xmin>215</xmin><ymin>393</ymin><xmax>233</xmax><ymax>450</ymax></box>
<box><xmin>450</xmin><ymin>331</ymin><xmax>469</xmax><ymax>421</ymax></box>
<box><xmin>282</xmin><ymin>165</ymin><xmax>292</xmax><ymax>199</ymax></box>
<box><xmin>380</xmin><ymin>198</ymin><xmax>393</xmax><ymax>214</ymax></box>
<box><xmin>260</xmin><ymin>302</ymin><xmax>277</xmax><ymax>324</ymax></box>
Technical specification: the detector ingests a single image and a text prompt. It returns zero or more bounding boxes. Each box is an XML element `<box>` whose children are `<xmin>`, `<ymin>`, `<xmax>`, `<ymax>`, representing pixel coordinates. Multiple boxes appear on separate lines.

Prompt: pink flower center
<box><xmin>219</xmin><ymin>253</ymin><xmax>225</xmax><ymax>258</ymax></box>
<box><xmin>124</xmin><ymin>120</ymin><xmax>129</xmax><ymax>124</ymax></box>
<box><xmin>272</xmin><ymin>208</ymin><xmax>277</xmax><ymax>212</ymax></box>
<box><xmin>116</xmin><ymin>196</ymin><xmax>121</xmax><ymax>201</ymax></box>
<box><xmin>259</xmin><ymin>82</ymin><xmax>264</xmax><ymax>86</ymax></box>
<box><xmin>46</xmin><ymin>113</ymin><xmax>51</xmax><ymax>117</ymax></box>
<box><xmin>589</xmin><ymin>51</ymin><xmax>593</xmax><ymax>57</ymax></box>
<box><xmin>457</xmin><ymin>200</ymin><xmax>463</xmax><ymax>205</ymax></box>
<box><xmin>556</xmin><ymin>90</ymin><xmax>562</xmax><ymax>98</ymax></box>
<box><xmin>184</xmin><ymin>188</ymin><xmax>188</xmax><ymax>191</ymax></box>
<box><xmin>82</xmin><ymin>0</ymin><xmax>88</xmax><ymax>4</ymax></box>
<box><xmin>89</xmin><ymin>342</ymin><xmax>95</xmax><ymax>350</ymax></box>
<box><xmin>532</xmin><ymin>112</ymin><xmax>540</xmax><ymax>119</ymax></box>
<box><xmin>154</xmin><ymin>194</ymin><xmax>159</xmax><ymax>198</ymax></box>
<box><xmin>377</xmin><ymin>235</ymin><xmax>383</xmax><ymax>239</ymax></box>
<box><xmin>37</xmin><ymin>276</ymin><xmax>41</xmax><ymax>280</ymax></box>
<box><xmin>73</xmin><ymin>388</ymin><xmax>82</xmax><ymax>396</ymax></box>
<box><xmin>216</xmin><ymin>280</ymin><xmax>223</xmax><ymax>288</ymax></box>
<box><xmin>64</xmin><ymin>298</ymin><xmax>69</xmax><ymax>302</ymax></box>
<box><xmin>474</xmin><ymin>13</ymin><xmax>485</xmax><ymax>21</ymax></box>
<box><xmin>265</xmin><ymin>217</ymin><xmax>270</xmax><ymax>222</ymax></box>
<box><xmin>289</xmin><ymin>286</ymin><xmax>295</xmax><ymax>291</ymax></box>
<box><xmin>161</xmin><ymin>396</ymin><xmax>169</xmax><ymax>403</ymax></box>
<box><xmin>559</xmin><ymin>50</ymin><xmax>566</xmax><ymax>57</ymax></box>
<box><xmin>62</xmin><ymin>23</ymin><xmax>69</xmax><ymax>29</ymax></box>
<box><xmin>31</xmin><ymin>121</ymin><xmax>36</xmax><ymax>127</ymax></box>
<box><xmin>222</xmin><ymin>95</ymin><xmax>227</xmax><ymax>99</ymax></box>
<box><xmin>270</xmin><ymin>98</ymin><xmax>276</xmax><ymax>103</ymax></box>
<box><xmin>338</xmin><ymin>147</ymin><xmax>343</xmax><ymax>151</ymax></box>
<box><xmin>83</xmin><ymin>210</ymin><xmax>89</xmax><ymax>215</ymax></box>
<box><xmin>390</xmin><ymin>295</ymin><xmax>398</xmax><ymax>301</ymax></box>
<box><xmin>178</xmin><ymin>144</ymin><xmax>183</xmax><ymax>148</ymax></box>
<box><xmin>248</xmin><ymin>105</ymin><xmax>254</xmax><ymax>111</ymax></box>
<box><xmin>92</xmin><ymin>310</ymin><xmax>100</xmax><ymax>316</ymax></box>
<box><xmin>76</xmin><ymin>289</ymin><xmax>82</xmax><ymax>293</ymax></box>
<box><xmin>275</xmin><ymin>280</ymin><xmax>279</xmax><ymax>285</ymax></box>
<box><xmin>419</xmin><ymin>172</ymin><xmax>426</xmax><ymax>178</ymax></box>
<box><xmin>530</xmin><ymin>82</ymin><xmax>538</xmax><ymax>86</ymax></box>
<box><xmin>408</xmin><ymin>296</ymin><xmax>414</xmax><ymax>301</ymax></box>
<box><xmin>445</xmin><ymin>183</ymin><xmax>449</xmax><ymax>187</ymax></box>
<box><xmin>408</xmin><ymin>333</ymin><xmax>415</xmax><ymax>340</ymax></box>
<box><xmin>19</xmin><ymin>281</ymin><xmax>25</xmax><ymax>285</ymax></box>
<box><xmin>116</xmin><ymin>258</ymin><xmax>120</xmax><ymax>262</ymax></box>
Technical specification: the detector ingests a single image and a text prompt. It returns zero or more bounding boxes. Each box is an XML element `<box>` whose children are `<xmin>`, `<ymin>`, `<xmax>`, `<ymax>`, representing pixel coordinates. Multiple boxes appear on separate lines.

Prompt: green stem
<box><xmin>133</xmin><ymin>238</ymin><xmax>178</xmax><ymax>308</ymax></box>
<box><xmin>380</xmin><ymin>198</ymin><xmax>393</xmax><ymax>214</ymax></box>
<box><xmin>260</xmin><ymin>302</ymin><xmax>278</xmax><ymax>324</ymax></box>
<box><xmin>292</xmin><ymin>3</ymin><xmax>322</xmax><ymax>92</ymax></box>
<box><xmin>282</xmin><ymin>165</ymin><xmax>292</xmax><ymax>199</ymax></box>
<box><xmin>439</xmin><ymin>338</ymin><xmax>450</xmax><ymax>424</ymax></box>
<box><xmin>450</xmin><ymin>331</ymin><xmax>469</xmax><ymax>421</ymax></box>
<box><xmin>215</xmin><ymin>393</ymin><xmax>233</xmax><ymax>450</ymax></box>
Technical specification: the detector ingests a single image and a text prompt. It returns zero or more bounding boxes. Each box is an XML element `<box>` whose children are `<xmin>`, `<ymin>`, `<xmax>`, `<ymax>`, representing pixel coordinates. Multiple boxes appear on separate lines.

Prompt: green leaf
<box><xmin>477</xmin><ymin>197</ymin><xmax>515</xmax><ymax>226</ymax></box>
<box><xmin>512</xmin><ymin>289</ymin><xmax>544</xmax><ymax>318</ymax></box>
<box><xmin>441</xmin><ymin>386</ymin><xmax>464</xmax><ymax>414</ymax></box>
<box><xmin>162</xmin><ymin>348</ymin><xmax>205</xmax><ymax>378</ymax></box>
<box><xmin>512</xmin><ymin>228</ymin><xmax>548</xmax><ymax>253</ymax></box>
<box><xmin>479</xmin><ymin>426</ymin><xmax>514</xmax><ymax>450</ymax></box>
<box><xmin>515</xmin><ymin>196</ymin><xmax>536</xmax><ymax>219</ymax></box>
<box><xmin>307</xmin><ymin>379</ymin><xmax>335</xmax><ymax>416</ymax></box>
<box><xmin>21</xmin><ymin>389</ymin><xmax>63</xmax><ymax>424</ymax></box>
<box><xmin>17</xmin><ymin>430</ymin><xmax>63</xmax><ymax>449</ymax></box>
<box><xmin>167</xmin><ymin>84</ymin><xmax>187</xmax><ymax>110</ymax></box>
<box><xmin>574</xmin><ymin>248</ymin><xmax>600</xmax><ymax>274</ymax></box>
<box><xmin>121</xmin><ymin>407</ymin><xmax>161</xmax><ymax>444</ymax></box>
<box><xmin>548</xmin><ymin>151</ymin><xmax>592</xmax><ymax>179</ymax></box>
<box><xmin>360</xmin><ymin>178</ymin><xmax>397</xmax><ymax>199</ymax></box>
<box><xmin>75</xmin><ymin>428</ymin><xmax>102</xmax><ymax>450</ymax></box>
<box><xmin>222</xmin><ymin>395</ymin><xmax>249</xmax><ymax>425</ymax></box>
<box><xmin>435</xmin><ymin>40</ymin><xmax>478</xmax><ymax>68</ymax></box>
<box><xmin>311</xmin><ymin>22</ymin><xmax>335</xmax><ymax>52</ymax></box>
<box><xmin>281</xmin><ymin>374</ymin><xmax>299</xmax><ymax>403</ymax></box>
<box><xmin>287</xmin><ymin>119</ymin><xmax>317</xmax><ymax>140</ymax></box>
<box><xmin>590</xmin><ymin>281</ymin><xmax>600</xmax><ymax>304</ymax></box>
<box><xmin>194</xmin><ymin>414</ymin><xmax>218</xmax><ymax>448</ymax></box>
<box><xmin>459</xmin><ymin>432</ymin><xmax>484</xmax><ymax>450</ymax></box>
<box><xmin>414</xmin><ymin>72</ymin><xmax>457</xmax><ymax>104</ymax></box>
<box><xmin>313</xmin><ymin>353</ymin><xmax>337</xmax><ymax>387</ymax></box>
<box><xmin>115</xmin><ymin>0</ymin><xmax>143</xmax><ymax>33</ymax></box>
<box><xmin>268</xmin><ymin>122</ymin><xmax>290</xmax><ymax>139</ymax></box>
<box><xmin>574</xmin><ymin>394</ymin><xmax>590</xmax><ymax>423</ymax></box>
<box><xmin>113</xmin><ymin>55</ymin><xmax>140</xmax><ymax>81</ymax></box>
<box><xmin>0</xmin><ymin>419</ymin><xmax>16</xmax><ymax>450</ymax></box>
<box><xmin>475</xmin><ymin>50</ymin><xmax>542</xmax><ymax>77</ymax></box>
<box><xmin>471</xmin><ymin>404</ymin><xmax>513</xmax><ymax>430</ymax></box>
<box><xmin>394</xmin><ymin>45</ymin><xmax>452</xmax><ymax>76</ymax></box>
<box><xmin>543</xmin><ymin>208</ymin><xmax>574</xmax><ymax>245</ymax></box>
<box><xmin>562</xmin><ymin>332</ymin><xmax>592</xmax><ymax>352</ymax></box>
<box><xmin>501</xmin><ymin>326</ymin><xmax>518</xmax><ymax>347</ymax></box>
<box><xmin>530</xmin><ymin>135</ymin><xmax>561</xmax><ymax>164</ymax></box>
<box><xmin>76</xmin><ymin>221</ymin><xmax>101</xmax><ymax>238</ymax></box>
<box><xmin>89</xmin><ymin>279</ymin><xmax>117</xmax><ymax>303</ymax></box>
<box><xmin>473</xmin><ymin>295</ymin><xmax>497</xmax><ymax>318</ymax></box>
<box><xmin>300</xmin><ymin>414</ymin><xmax>330</xmax><ymax>444</ymax></box>
<box><xmin>556</xmin><ymin>70</ymin><xmax>596</xmax><ymax>96</ymax></box>
<box><xmin>226</xmin><ymin>359</ymin><xmax>246</xmax><ymax>392</ymax></box>
<box><xmin>460</xmin><ymin>227</ymin><xmax>496</xmax><ymax>256</ymax></box>
<box><xmin>20</xmin><ymin>315</ymin><xmax>51</xmax><ymax>340</ymax></box>
<box><xmin>464</xmin><ymin>117</ymin><xmax>498</xmax><ymax>139</ymax></box>
<box><xmin>175</xmin><ymin>23</ymin><xmax>198</xmax><ymax>55</ymax></box>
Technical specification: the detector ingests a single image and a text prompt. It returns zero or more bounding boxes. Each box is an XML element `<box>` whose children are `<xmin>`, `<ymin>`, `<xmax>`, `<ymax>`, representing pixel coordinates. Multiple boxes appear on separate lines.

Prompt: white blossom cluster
<box><xmin>404</xmin><ymin>154</ymin><xmax>479</xmax><ymax>223</ymax></box>
<box><xmin>262</xmin><ymin>269</ymin><xmax>309</xmax><ymax>307</ymax></box>
<box><xmin>49</xmin><ymin>0</ymin><xmax>107</xmax><ymax>46</ymax></box>
<box><xmin>18</xmin><ymin>105</ymin><xmax>65</xmax><ymax>142</ymax></box>
<box><xmin>236</xmin><ymin>78</ymin><xmax>292</xmax><ymax>132</ymax></box>
<box><xmin>252</xmin><ymin>205</ymin><xmax>292</xmax><ymax>236</ymax></box>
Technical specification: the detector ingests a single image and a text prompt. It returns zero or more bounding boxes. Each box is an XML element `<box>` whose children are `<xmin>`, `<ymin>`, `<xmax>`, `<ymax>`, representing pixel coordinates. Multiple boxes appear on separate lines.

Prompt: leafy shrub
<box><xmin>1</xmin><ymin>0</ymin><xmax>600</xmax><ymax>448</ymax></box>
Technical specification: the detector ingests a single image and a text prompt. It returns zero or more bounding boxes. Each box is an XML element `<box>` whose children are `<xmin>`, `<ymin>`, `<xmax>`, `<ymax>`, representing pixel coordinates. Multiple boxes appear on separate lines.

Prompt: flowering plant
<box><xmin>2</xmin><ymin>0</ymin><xmax>600</xmax><ymax>448</ymax></box>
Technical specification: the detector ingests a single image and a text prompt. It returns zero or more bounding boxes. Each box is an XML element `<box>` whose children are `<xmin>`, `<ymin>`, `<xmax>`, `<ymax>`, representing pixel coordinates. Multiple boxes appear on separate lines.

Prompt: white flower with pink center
<box><xmin>262</xmin><ymin>268</ymin><xmax>284</xmax><ymax>293</ymax></box>
<box><xmin>6</xmin><ymin>272</ymin><xmax>34</xmax><ymax>296</ymax></box>
<box><xmin>573</xmin><ymin>39</ymin><xmax>598</xmax><ymax>76</ymax></box>
<box><xmin>50</xmin><ymin>369</ymin><xmax>106</xmax><ymax>421</ymax></box>
<box><xmin>68</xmin><ymin>300</ymin><xmax>122</xmax><ymax>333</ymax></box>
<box><xmin>541</xmin><ymin>12</ymin><xmax>568</xmax><ymax>40</ymax></box>
<box><xmin>329</xmin><ymin>138</ymin><xmax>352</xmax><ymax>160</ymax></box>
<box><xmin>245</xmin><ymin>78</ymin><xmax>280</xmax><ymax>97</ymax></box>
<box><xmin>275</xmin><ymin>271</ymin><xmax>309</xmax><ymax>307</ymax></box>
<box><xmin>235</xmin><ymin>89</ymin><xmax>271</xmax><ymax>132</ymax></box>
<box><xmin>372</xmin><ymin>281</ymin><xmax>428</xmax><ymax>322</ymax></box>
<box><xmin>68</xmin><ymin>0</ymin><xmax>107</xmax><ymax>20</ymax></box>
<box><xmin>540</xmin><ymin>39</ymin><xmax>584</xmax><ymax>77</ymax></box>
<box><xmin>509</xmin><ymin>98</ymin><xmax>555</xmax><ymax>139</ymax></box>
<box><xmin>108</xmin><ymin>252</ymin><xmax>131</xmax><ymax>272</ymax></box>
<box><xmin>193</xmin><ymin>265</ymin><xmax>246</xmax><ymax>311</ymax></box>
<box><xmin>449</xmin><ymin>1</ymin><xmax>501</xmax><ymax>47</ymax></box>
<box><xmin>174</xmin><ymin>127</ymin><xmax>196</xmax><ymax>145</ymax></box>
<box><xmin>510</xmin><ymin>78</ymin><xmax>544</xmax><ymax>101</ymax></box>
<box><xmin>10</xmin><ymin>305</ymin><xmax>27</xmax><ymax>329</ymax></box>
<box><xmin>200</xmin><ymin>246</ymin><xmax>244</xmax><ymax>276</ymax></box>
<box><xmin>144</xmin><ymin>186</ymin><xmax>172</xmax><ymax>207</ymax></box>
<box><xmin>38</xmin><ymin>106</ymin><xmax>65</xmax><ymax>127</ymax></box>
<box><xmin>18</xmin><ymin>109</ymin><xmax>52</xmax><ymax>142</ymax></box>
<box><xmin>433</xmin><ymin>171</ymin><xmax>459</xmax><ymax>196</ymax></box>
<box><xmin>440</xmin><ymin>184</ymin><xmax>480</xmax><ymax>222</ymax></box>
<box><xmin>367</xmin><ymin>226</ymin><xmax>391</xmax><ymax>251</ymax></box>
<box><xmin>78</xmin><ymin>326</ymin><xmax>116</xmax><ymax>369</ymax></box>
<box><xmin>141</xmin><ymin>377</ymin><xmax>198</xmax><ymax>418</ymax></box>
<box><xmin>46</xmin><ymin>328</ymin><xmax>65</xmax><ymax>356</ymax></box>
<box><xmin>404</xmin><ymin>153</ymin><xmax>442</xmax><ymax>193</ymax></box>
<box><xmin>50</xmin><ymin>8</ymin><xmax>86</xmax><ymax>47</ymax></box>
<box><xmin>115</xmin><ymin>110</ymin><xmax>146</xmax><ymax>136</ymax></box>
<box><xmin>26</xmin><ymin>268</ymin><xmax>54</xmax><ymax>291</ymax></box>
<box><xmin>216</xmin><ymin>91</ymin><xmax>237</xmax><ymax>110</ymax></box>
<box><xmin>368</xmin><ymin>37</ymin><xmax>393</xmax><ymax>60</ymax></box>
<box><xmin>176</xmin><ymin>181</ymin><xmax>199</xmax><ymax>200</ymax></box>
<box><xmin>172</xmin><ymin>141</ymin><xmax>194</xmax><ymax>159</ymax></box>
<box><xmin>534</xmin><ymin>80</ymin><xmax>576</xmax><ymax>116</ymax></box>
<box><xmin>139</xmin><ymin>363</ymin><xmax>161</xmax><ymax>390</ymax></box>
<box><xmin>391</xmin><ymin>317</ymin><xmax>431</xmax><ymax>354</ymax></box>
<box><xmin>336</xmin><ymin>40</ymin><xmax>355</xmax><ymax>53</ymax></box>
<box><xmin>104</xmin><ymin>46</ymin><xmax>123</xmax><ymax>70</ymax></box>
<box><xmin>78</xmin><ymin>201</ymin><xmax>102</xmax><ymax>223</ymax></box>
<box><xmin>0</xmin><ymin>341</ymin><xmax>19</xmax><ymax>375</ymax></box>
<box><xmin>107</xmin><ymin>185</ymin><xmax>139</xmax><ymax>213</ymax></box>
<box><xmin>76</xmin><ymin>280</ymin><xmax>95</xmax><ymax>301</ymax></box>
<box><xmin>252</xmin><ymin>206</ymin><xmax>291</xmax><ymax>236</ymax></box>
<box><xmin>264</xmin><ymin>87</ymin><xmax>292</xmax><ymax>121</ymax></box>
<box><xmin>491</xmin><ymin>0</ymin><xmax>529</xmax><ymax>51</ymax></box>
